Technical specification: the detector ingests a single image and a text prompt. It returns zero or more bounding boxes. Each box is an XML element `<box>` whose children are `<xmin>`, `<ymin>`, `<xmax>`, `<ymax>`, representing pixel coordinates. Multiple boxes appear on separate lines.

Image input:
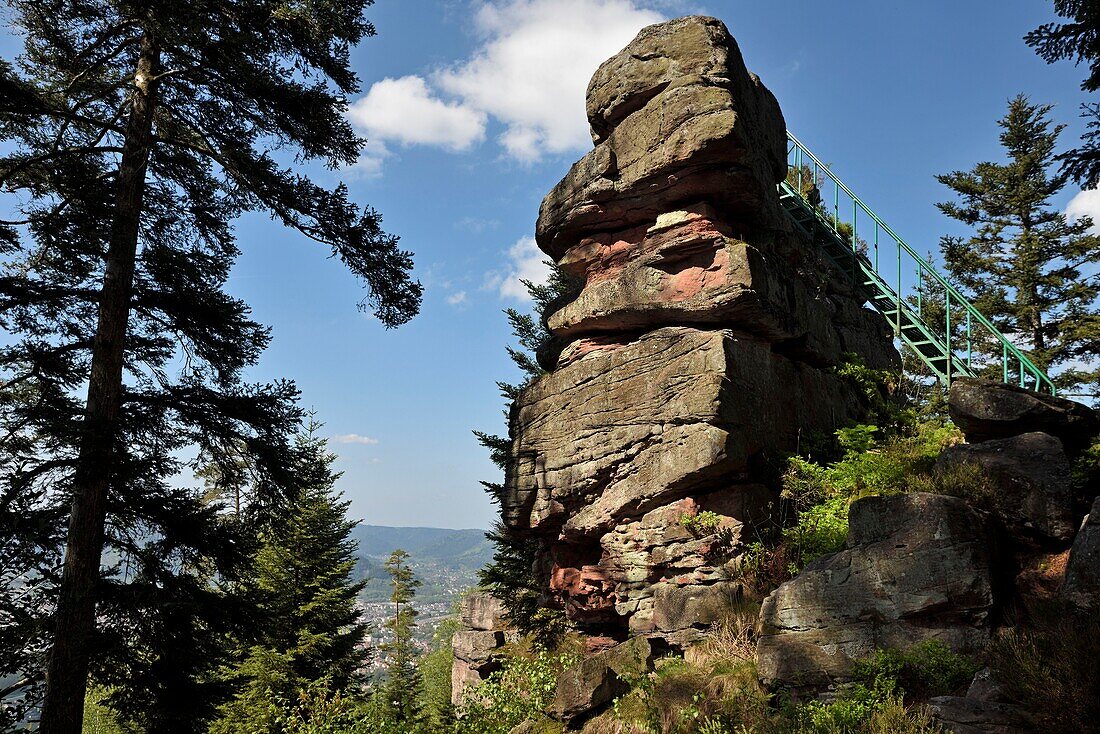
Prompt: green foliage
<box><xmin>476</xmin><ymin>262</ymin><xmax>582</xmax><ymax>642</ymax></box>
<box><xmin>379</xmin><ymin>549</ymin><xmax>426</xmax><ymax>727</ymax></box>
<box><xmin>0</xmin><ymin>0</ymin><xmax>421</xmax><ymax>723</ymax></box>
<box><xmin>906</xmin><ymin>461</ymin><xmax>997</xmax><ymax>509</ymax></box>
<box><xmin>744</xmin><ymin>419</ymin><xmax>961</xmax><ymax>589</ymax></box>
<box><xmin>791</xmin><ymin>642</ymin><xmax>968</xmax><ymax>733</ymax></box>
<box><xmin>83</xmin><ymin>688</ymin><xmax>138</xmax><ymax>734</ymax></box>
<box><xmin>680</xmin><ymin>510</ymin><xmax>724</xmax><ymax>536</ymax></box>
<box><xmin>853</xmin><ymin>641</ymin><xmax>978</xmax><ymax>701</ymax></box>
<box><xmin>794</xmin><ymin>694</ymin><xmax>943</xmax><ymax>734</ymax></box>
<box><xmin>418</xmin><ymin>615</ymin><xmax>461</xmax><ymax>729</ymax></box>
<box><xmin>209</xmin><ymin>424</ymin><xmax>369</xmax><ymax>733</ymax></box>
<box><xmin>986</xmin><ymin>600</ymin><xmax>1100</xmax><ymax>734</ymax></box>
<box><xmin>782</xmin><ymin>496</ymin><xmax>850</xmax><ymax>573</ymax></box>
<box><xmin>835</xmin><ymin>355</ymin><xmax>899</xmax><ymax>429</ymax></box>
<box><xmin>1027</xmin><ymin>1</ymin><xmax>1100</xmax><ymax>188</ymax></box>
<box><xmin>600</xmin><ymin>621</ymin><xmax>948</xmax><ymax>734</ymax></box>
<box><xmin>456</xmin><ymin>646</ymin><xmax>577</xmax><ymax>734</ymax></box>
<box><xmin>936</xmin><ymin>94</ymin><xmax>1100</xmax><ymax>397</ymax></box>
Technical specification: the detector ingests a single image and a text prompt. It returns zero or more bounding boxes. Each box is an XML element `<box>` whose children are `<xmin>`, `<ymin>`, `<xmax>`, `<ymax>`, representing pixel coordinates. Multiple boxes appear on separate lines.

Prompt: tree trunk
<box><xmin>39</xmin><ymin>33</ymin><xmax>160</xmax><ymax>734</ymax></box>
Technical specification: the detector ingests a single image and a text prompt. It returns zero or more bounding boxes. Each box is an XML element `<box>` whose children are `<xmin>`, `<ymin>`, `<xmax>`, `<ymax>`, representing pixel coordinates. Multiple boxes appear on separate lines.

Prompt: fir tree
<box><xmin>1027</xmin><ymin>0</ymin><xmax>1100</xmax><ymax>188</ymax></box>
<box><xmin>378</xmin><ymin>548</ymin><xmax>424</xmax><ymax>726</ymax></box>
<box><xmin>936</xmin><ymin>95</ymin><xmax>1100</xmax><ymax>397</ymax></box>
<box><xmin>0</xmin><ymin>0</ymin><xmax>420</xmax><ymax>728</ymax></box>
<box><xmin>474</xmin><ymin>262</ymin><xmax>580</xmax><ymax>640</ymax></box>
<box><xmin>210</xmin><ymin>421</ymin><xmax>368</xmax><ymax>733</ymax></box>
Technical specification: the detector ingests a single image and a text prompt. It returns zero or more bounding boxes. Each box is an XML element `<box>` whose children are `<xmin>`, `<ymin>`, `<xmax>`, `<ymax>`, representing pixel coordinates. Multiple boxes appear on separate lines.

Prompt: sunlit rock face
<box><xmin>502</xmin><ymin>15</ymin><xmax>898</xmax><ymax>646</ymax></box>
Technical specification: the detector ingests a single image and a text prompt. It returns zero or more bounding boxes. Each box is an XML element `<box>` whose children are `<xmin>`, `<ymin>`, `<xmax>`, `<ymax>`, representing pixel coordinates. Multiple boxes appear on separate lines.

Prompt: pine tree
<box><xmin>936</xmin><ymin>95</ymin><xmax>1100</xmax><ymax>396</ymax></box>
<box><xmin>210</xmin><ymin>421</ymin><xmax>368</xmax><ymax>732</ymax></box>
<box><xmin>0</xmin><ymin>0</ymin><xmax>420</xmax><ymax>728</ymax></box>
<box><xmin>378</xmin><ymin>548</ymin><xmax>424</xmax><ymax>726</ymax></box>
<box><xmin>1027</xmin><ymin>0</ymin><xmax>1100</xmax><ymax>188</ymax></box>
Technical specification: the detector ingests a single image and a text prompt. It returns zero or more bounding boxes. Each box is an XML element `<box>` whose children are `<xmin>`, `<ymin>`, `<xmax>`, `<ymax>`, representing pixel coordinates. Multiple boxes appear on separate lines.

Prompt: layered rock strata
<box><xmin>451</xmin><ymin>592</ymin><xmax>516</xmax><ymax>706</ymax></box>
<box><xmin>500</xmin><ymin>15</ymin><xmax>898</xmax><ymax>649</ymax></box>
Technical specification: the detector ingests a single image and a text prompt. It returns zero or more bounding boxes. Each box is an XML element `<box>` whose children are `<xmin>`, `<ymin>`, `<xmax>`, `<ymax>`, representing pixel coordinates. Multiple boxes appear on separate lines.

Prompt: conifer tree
<box><xmin>1027</xmin><ymin>0</ymin><xmax>1100</xmax><ymax>188</ymax></box>
<box><xmin>378</xmin><ymin>548</ymin><xmax>424</xmax><ymax>726</ymax></box>
<box><xmin>936</xmin><ymin>95</ymin><xmax>1100</xmax><ymax>396</ymax></box>
<box><xmin>210</xmin><ymin>421</ymin><xmax>368</xmax><ymax>733</ymax></box>
<box><xmin>474</xmin><ymin>264</ymin><xmax>580</xmax><ymax>639</ymax></box>
<box><xmin>0</xmin><ymin>0</ymin><xmax>420</xmax><ymax>728</ymax></box>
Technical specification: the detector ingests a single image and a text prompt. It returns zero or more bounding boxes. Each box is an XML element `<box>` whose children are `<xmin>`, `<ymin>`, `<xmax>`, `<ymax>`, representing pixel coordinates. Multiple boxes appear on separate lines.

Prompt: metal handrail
<box><xmin>783</xmin><ymin>130</ymin><xmax>1056</xmax><ymax>395</ymax></box>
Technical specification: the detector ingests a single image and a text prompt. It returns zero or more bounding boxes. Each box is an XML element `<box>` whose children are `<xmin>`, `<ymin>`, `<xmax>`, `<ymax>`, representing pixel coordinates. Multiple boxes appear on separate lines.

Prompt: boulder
<box><xmin>948</xmin><ymin>377</ymin><xmax>1098</xmax><ymax>452</ymax></box>
<box><xmin>937</xmin><ymin>432</ymin><xmax>1077</xmax><ymax>543</ymax></box>
<box><xmin>1063</xmin><ymin>496</ymin><xmax>1100</xmax><ymax>607</ymax></box>
<box><xmin>554</xmin><ymin>636</ymin><xmax>652</xmax><ymax>723</ymax></box>
<box><xmin>461</xmin><ymin>592</ymin><xmax>508</xmax><ymax>631</ymax></box>
<box><xmin>536</xmin><ymin>16</ymin><xmax>788</xmax><ymax>260</ymax></box>
<box><xmin>757</xmin><ymin>493</ymin><xmax>994</xmax><ymax>690</ymax></box>
<box><xmin>928</xmin><ymin>696</ymin><xmax>1034</xmax><ymax>734</ymax></box>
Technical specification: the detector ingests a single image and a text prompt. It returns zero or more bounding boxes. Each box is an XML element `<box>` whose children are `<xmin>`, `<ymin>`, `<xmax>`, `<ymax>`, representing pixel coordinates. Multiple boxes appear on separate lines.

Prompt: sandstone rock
<box><xmin>462</xmin><ymin>592</ymin><xmax>508</xmax><ymax>631</ymax></box>
<box><xmin>545</xmin><ymin>204</ymin><xmax>896</xmax><ymax>368</ymax></box>
<box><xmin>948</xmin><ymin>377</ymin><xmax>1098</xmax><ymax>452</ymax></box>
<box><xmin>452</xmin><ymin>630</ymin><xmax>506</xmax><ymax>665</ymax></box>
<box><xmin>536</xmin><ymin>16</ymin><xmax>788</xmax><ymax>259</ymax></box>
<box><xmin>757</xmin><ymin>493</ymin><xmax>994</xmax><ymax>689</ymax></box>
<box><xmin>1063</xmin><ymin>496</ymin><xmax>1100</xmax><ymax>607</ymax></box>
<box><xmin>554</xmin><ymin>636</ymin><xmax>652</xmax><ymax>723</ymax></box>
<box><xmin>451</xmin><ymin>657</ymin><xmax>484</xmax><ymax>708</ymax></box>
<box><xmin>505</xmin><ymin>327</ymin><xmax>862</xmax><ymax>539</ymax></box>
<box><xmin>501</xmin><ymin>13</ymin><xmax>898</xmax><ymax>650</ymax></box>
<box><xmin>937</xmin><ymin>432</ymin><xmax>1077</xmax><ymax>543</ymax></box>
<box><xmin>928</xmin><ymin>696</ymin><xmax>1034</xmax><ymax>734</ymax></box>
<box><xmin>646</xmin><ymin>580</ymin><xmax>744</xmax><ymax>646</ymax></box>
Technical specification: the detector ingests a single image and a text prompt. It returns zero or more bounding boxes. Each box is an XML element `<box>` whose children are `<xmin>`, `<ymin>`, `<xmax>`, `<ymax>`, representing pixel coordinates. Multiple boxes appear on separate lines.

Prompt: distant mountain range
<box><xmin>352</xmin><ymin>525</ymin><xmax>493</xmax><ymax>604</ymax></box>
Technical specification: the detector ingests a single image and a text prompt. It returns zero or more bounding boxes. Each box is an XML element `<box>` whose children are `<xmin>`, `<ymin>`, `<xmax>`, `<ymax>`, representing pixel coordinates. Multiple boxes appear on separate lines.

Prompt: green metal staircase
<box><xmin>778</xmin><ymin>130</ymin><xmax>1056</xmax><ymax>395</ymax></box>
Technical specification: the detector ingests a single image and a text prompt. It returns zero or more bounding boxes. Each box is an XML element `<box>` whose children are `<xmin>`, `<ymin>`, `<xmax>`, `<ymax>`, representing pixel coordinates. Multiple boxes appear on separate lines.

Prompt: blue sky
<box><xmin>3</xmin><ymin>1</ymin><xmax>1098</xmax><ymax>529</ymax></box>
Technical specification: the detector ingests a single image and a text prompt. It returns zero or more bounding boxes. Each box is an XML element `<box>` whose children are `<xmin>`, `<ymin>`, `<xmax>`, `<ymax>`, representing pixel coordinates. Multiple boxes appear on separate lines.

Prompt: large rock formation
<box><xmin>756</xmin><ymin>493</ymin><xmax>995</xmax><ymax>690</ymax></box>
<box><xmin>501</xmin><ymin>15</ymin><xmax>898</xmax><ymax>651</ymax></box>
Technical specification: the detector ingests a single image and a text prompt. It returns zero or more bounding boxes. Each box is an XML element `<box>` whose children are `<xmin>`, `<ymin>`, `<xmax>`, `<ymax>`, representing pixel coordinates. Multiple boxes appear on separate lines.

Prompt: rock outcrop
<box><xmin>1064</xmin><ymin>496</ymin><xmax>1100</xmax><ymax>607</ymax></box>
<box><xmin>937</xmin><ymin>432</ymin><xmax>1077</xmax><ymax>543</ymax></box>
<box><xmin>757</xmin><ymin>493</ymin><xmax>995</xmax><ymax>690</ymax></box>
<box><xmin>451</xmin><ymin>592</ymin><xmax>516</xmax><ymax>706</ymax></box>
<box><xmin>553</xmin><ymin>636</ymin><xmax>652</xmax><ymax>723</ymax></box>
<box><xmin>948</xmin><ymin>377</ymin><xmax>1098</xmax><ymax>453</ymax></box>
<box><xmin>502</xmin><ymin>15</ymin><xmax>898</xmax><ymax>654</ymax></box>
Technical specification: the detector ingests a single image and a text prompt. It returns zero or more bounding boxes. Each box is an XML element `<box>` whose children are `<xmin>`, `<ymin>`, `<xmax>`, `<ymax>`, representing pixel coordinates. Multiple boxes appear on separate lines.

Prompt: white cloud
<box><xmin>348</xmin><ymin>75</ymin><xmax>487</xmax><ymax>151</ymax></box>
<box><xmin>487</xmin><ymin>236</ymin><xmax>552</xmax><ymax>300</ymax></box>
<box><xmin>1066</xmin><ymin>188</ymin><xmax>1100</xmax><ymax>234</ymax></box>
<box><xmin>436</xmin><ymin>0</ymin><xmax>664</xmax><ymax>162</ymax></box>
<box><xmin>347</xmin><ymin>0</ymin><xmax>663</xmax><ymax>168</ymax></box>
<box><xmin>447</xmin><ymin>290</ymin><xmax>469</xmax><ymax>305</ymax></box>
<box><xmin>330</xmin><ymin>433</ymin><xmax>380</xmax><ymax>445</ymax></box>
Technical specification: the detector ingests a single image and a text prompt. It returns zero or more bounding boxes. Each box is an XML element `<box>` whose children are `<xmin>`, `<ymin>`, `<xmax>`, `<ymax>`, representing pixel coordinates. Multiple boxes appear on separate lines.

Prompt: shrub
<box><xmin>907</xmin><ymin>461</ymin><xmax>997</xmax><ymax>508</ymax></box>
<box><xmin>456</xmin><ymin>646</ymin><xmax>577</xmax><ymax>734</ymax></box>
<box><xmin>985</xmin><ymin>600</ymin><xmax>1100</xmax><ymax>734</ymax></box>
<box><xmin>783</xmin><ymin>496</ymin><xmax>850</xmax><ymax>573</ymax></box>
<box><xmin>680</xmin><ymin>510</ymin><xmax>724</xmax><ymax>536</ymax></box>
<box><xmin>854</xmin><ymin>640</ymin><xmax>978</xmax><ymax>701</ymax></box>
